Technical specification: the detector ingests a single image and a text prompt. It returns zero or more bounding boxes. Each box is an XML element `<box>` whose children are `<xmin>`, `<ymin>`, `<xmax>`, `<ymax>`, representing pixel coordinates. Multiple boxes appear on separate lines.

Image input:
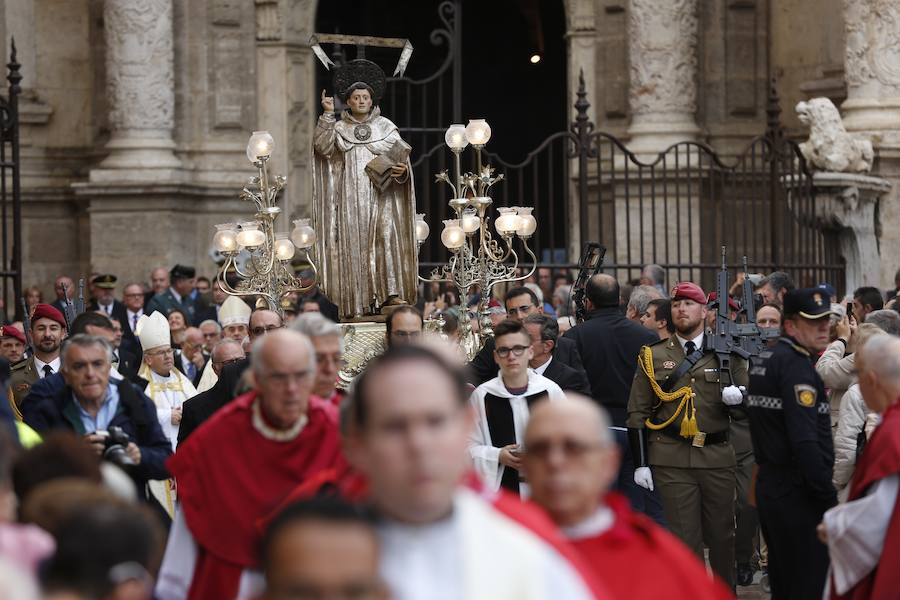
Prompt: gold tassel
<box><xmin>682</xmin><ymin>394</ymin><xmax>700</xmax><ymax>437</ymax></box>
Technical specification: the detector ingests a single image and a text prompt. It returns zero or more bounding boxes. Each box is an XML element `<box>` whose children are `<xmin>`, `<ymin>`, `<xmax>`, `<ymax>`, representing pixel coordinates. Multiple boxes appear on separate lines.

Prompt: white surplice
<box><xmin>378</xmin><ymin>487</ymin><xmax>594</xmax><ymax>600</ymax></box>
<box><xmin>824</xmin><ymin>473</ymin><xmax>899</xmax><ymax>595</ymax></box>
<box><xmin>143</xmin><ymin>368</ymin><xmax>197</xmax><ymax>451</ymax></box>
<box><xmin>468</xmin><ymin>370</ymin><xmax>565</xmax><ymax>495</ymax></box>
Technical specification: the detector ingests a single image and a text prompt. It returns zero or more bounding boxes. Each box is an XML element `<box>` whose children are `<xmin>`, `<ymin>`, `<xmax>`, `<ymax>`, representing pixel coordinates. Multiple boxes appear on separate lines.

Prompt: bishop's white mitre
<box><xmin>219</xmin><ymin>295</ymin><xmax>251</xmax><ymax>327</ymax></box>
<box><xmin>136</xmin><ymin>311</ymin><xmax>172</xmax><ymax>352</ymax></box>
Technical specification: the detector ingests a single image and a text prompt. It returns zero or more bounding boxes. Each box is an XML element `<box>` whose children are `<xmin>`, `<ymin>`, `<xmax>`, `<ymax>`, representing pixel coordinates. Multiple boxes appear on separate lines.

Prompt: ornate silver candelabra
<box><xmin>417</xmin><ymin>120</ymin><xmax>538</xmax><ymax>359</ymax></box>
<box><xmin>212</xmin><ymin>131</ymin><xmax>318</xmax><ymax>312</ymax></box>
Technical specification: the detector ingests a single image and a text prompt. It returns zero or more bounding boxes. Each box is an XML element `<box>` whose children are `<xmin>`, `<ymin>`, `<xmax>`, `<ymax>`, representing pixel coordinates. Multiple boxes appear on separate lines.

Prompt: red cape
<box><xmin>568</xmin><ymin>493</ymin><xmax>734</xmax><ymax>600</ymax></box>
<box><xmin>835</xmin><ymin>400</ymin><xmax>900</xmax><ymax>600</ymax></box>
<box><xmin>167</xmin><ymin>391</ymin><xmax>346</xmax><ymax>599</ymax></box>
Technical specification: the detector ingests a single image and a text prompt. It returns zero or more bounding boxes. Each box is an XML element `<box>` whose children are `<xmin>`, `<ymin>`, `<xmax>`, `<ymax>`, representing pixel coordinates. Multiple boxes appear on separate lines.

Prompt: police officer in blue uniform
<box><xmin>746</xmin><ymin>287</ymin><xmax>837</xmax><ymax>600</ymax></box>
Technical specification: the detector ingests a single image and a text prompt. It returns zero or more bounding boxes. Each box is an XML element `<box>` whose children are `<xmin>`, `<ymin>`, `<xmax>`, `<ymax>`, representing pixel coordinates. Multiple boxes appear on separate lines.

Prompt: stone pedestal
<box><xmin>92</xmin><ymin>0</ymin><xmax>181</xmax><ymax>180</ymax></box>
<box><xmin>625</xmin><ymin>0</ymin><xmax>701</xmax><ymax>157</ymax></box>
<box><xmin>804</xmin><ymin>173</ymin><xmax>891</xmax><ymax>293</ymax></box>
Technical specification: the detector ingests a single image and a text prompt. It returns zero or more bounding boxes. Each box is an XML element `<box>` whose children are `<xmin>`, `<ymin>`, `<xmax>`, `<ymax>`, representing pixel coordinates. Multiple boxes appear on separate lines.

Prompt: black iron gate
<box><xmin>0</xmin><ymin>40</ymin><xmax>22</xmax><ymax>321</ymax></box>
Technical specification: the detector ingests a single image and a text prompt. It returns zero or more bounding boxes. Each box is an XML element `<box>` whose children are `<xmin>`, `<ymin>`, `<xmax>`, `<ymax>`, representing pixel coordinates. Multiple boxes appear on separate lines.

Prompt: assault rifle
<box><xmin>571</xmin><ymin>243</ymin><xmax>607</xmax><ymax>323</ymax></box>
<box><xmin>76</xmin><ymin>278</ymin><xmax>85</xmax><ymax>315</ymax></box>
<box><xmin>20</xmin><ymin>297</ymin><xmax>33</xmax><ymax>354</ymax></box>
<box><xmin>704</xmin><ymin>247</ymin><xmax>752</xmax><ymax>386</ymax></box>
<box><xmin>735</xmin><ymin>256</ymin><xmax>778</xmax><ymax>357</ymax></box>
<box><xmin>60</xmin><ymin>281</ymin><xmax>75</xmax><ymax>331</ymax></box>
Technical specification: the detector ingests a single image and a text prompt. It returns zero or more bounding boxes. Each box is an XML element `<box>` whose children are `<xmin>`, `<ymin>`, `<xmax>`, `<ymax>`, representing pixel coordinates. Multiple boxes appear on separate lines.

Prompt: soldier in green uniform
<box><xmin>145</xmin><ymin>264</ymin><xmax>199</xmax><ymax>324</ymax></box>
<box><xmin>627</xmin><ymin>282</ymin><xmax>748</xmax><ymax>588</ymax></box>
<box><xmin>7</xmin><ymin>303</ymin><xmax>67</xmax><ymax>419</ymax></box>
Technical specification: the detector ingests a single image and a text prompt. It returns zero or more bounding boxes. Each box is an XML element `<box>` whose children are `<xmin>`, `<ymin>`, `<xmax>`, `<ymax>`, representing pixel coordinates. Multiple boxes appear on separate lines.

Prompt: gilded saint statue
<box><xmin>312</xmin><ymin>58</ymin><xmax>418</xmax><ymax>320</ymax></box>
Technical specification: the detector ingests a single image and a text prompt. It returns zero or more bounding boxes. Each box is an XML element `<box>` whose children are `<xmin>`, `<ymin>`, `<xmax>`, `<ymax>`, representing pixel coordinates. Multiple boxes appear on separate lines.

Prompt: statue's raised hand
<box><xmin>321</xmin><ymin>89</ymin><xmax>334</xmax><ymax>113</ymax></box>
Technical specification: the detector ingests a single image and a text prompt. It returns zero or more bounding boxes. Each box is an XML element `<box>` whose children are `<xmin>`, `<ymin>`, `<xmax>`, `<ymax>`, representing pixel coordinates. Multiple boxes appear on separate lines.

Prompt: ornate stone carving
<box><xmin>844</xmin><ymin>0</ymin><xmax>900</xmax><ymax>91</ymax></box>
<box><xmin>628</xmin><ymin>0</ymin><xmax>698</xmax><ymax>118</ymax></box>
<box><xmin>104</xmin><ymin>0</ymin><xmax>175</xmax><ymax>134</ymax></box>
<box><xmin>796</xmin><ymin>98</ymin><xmax>874</xmax><ymax>173</ymax></box>
<box><xmin>255</xmin><ymin>0</ymin><xmax>281</xmax><ymax>41</ymax></box>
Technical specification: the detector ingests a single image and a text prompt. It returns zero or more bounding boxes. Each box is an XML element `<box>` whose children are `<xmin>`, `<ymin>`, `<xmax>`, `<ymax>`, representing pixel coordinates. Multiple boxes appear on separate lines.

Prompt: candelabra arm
<box><xmin>487</xmin><ymin>239</ymin><xmax>537</xmax><ymax>295</ymax></box>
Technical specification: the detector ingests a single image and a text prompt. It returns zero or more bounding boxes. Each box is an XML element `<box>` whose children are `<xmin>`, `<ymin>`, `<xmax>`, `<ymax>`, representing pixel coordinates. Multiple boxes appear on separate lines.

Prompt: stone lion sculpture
<box><xmin>796</xmin><ymin>98</ymin><xmax>873</xmax><ymax>173</ymax></box>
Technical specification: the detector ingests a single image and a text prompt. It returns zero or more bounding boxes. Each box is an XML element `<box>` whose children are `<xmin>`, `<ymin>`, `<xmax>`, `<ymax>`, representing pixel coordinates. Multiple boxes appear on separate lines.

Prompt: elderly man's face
<box><xmin>144</xmin><ymin>346</ymin><xmax>174</xmax><ymax>377</ymax></box>
<box><xmin>0</xmin><ymin>338</ymin><xmax>24</xmax><ymax>363</ymax></box>
<box><xmin>254</xmin><ymin>331</ymin><xmax>314</xmax><ymax>429</ymax></box>
<box><xmin>523</xmin><ymin>400</ymin><xmax>619</xmax><ymax>527</ymax></box>
<box><xmin>123</xmin><ymin>284</ymin><xmax>145</xmax><ymax>312</ymax></box>
<box><xmin>54</xmin><ymin>277</ymin><xmax>74</xmax><ymax>300</ymax></box>
<box><xmin>212</xmin><ymin>341</ymin><xmax>245</xmax><ymax>376</ymax></box>
<box><xmin>784</xmin><ymin>316</ymin><xmax>831</xmax><ymax>354</ymax></box>
<box><xmin>346</xmin><ymin>359</ymin><xmax>471</xmax><ymax>524</ymax></box>
<box><xmin>181</xmin><ymin>328</ymin><xmax>204</xmax><ymax>360</ymax></box>
<box><xmin>262</xmin><ymin>519</ymin><xmax>386</xmax><ymax>600</ymax></box>
<box><xmin>250</xmin><ymin>310</ymin><xmax>283</xmax><ymax>341</ymax></box>
<box><xmin>62</xmin><ymin>344</ymin><xmax>111</xmax><ymax>405</ymax></box>
<box><xmin>173</xmin><ymin>277</ymin><xmax>195</xmax><ymax>297</ymax></box>
<box><xmin>311</xmin><ymin>335</ymin><xmax>343</xmax><ymax>398</ymax></box>
<box><xmin>223</xmin><ymin>323</ymin><xmax>248</xmax><ymax>342</ymax></box>
<box><xmin>151</xmin><ymin>268</ymin><xmax>169</xmax><ymax>294</ymax></box>
<box><xmin>757</xmin><ymin>305</ymin><xmax>782</xmax><ymax>330</ymax></box>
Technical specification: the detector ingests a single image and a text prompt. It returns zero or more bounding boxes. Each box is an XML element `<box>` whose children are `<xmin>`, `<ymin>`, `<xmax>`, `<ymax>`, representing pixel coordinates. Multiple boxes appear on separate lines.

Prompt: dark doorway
<box><xmin>313</xmin><ymin>0</ymin><xmax>567</xmax><ymax>163</ymax></box>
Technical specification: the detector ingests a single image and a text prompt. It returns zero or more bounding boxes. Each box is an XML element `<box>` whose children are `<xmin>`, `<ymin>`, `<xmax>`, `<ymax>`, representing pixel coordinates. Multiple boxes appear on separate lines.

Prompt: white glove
<box><xmin>722</xmin><ymin>385</ymin><xmax>745</xmax><ymax>406</ymax></box>
<box><xmin>634</xmin><ymin>467</ymin><xmax>654</xmax><ymax>491</ymax></box>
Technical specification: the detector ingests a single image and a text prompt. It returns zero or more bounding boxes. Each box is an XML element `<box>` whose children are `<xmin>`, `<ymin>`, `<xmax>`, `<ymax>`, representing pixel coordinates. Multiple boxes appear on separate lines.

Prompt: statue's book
<box><xmin>365</xmin><ymin>140</ymin><xmax>412</xmax><ymax>190</ymax></box>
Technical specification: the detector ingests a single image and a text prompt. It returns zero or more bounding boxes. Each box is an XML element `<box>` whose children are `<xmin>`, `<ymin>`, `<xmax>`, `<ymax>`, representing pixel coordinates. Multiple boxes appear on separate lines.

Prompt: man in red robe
<box><xmin>523</xmin><ymin>394</ymin><xmax>734</xmax><ymax>599</ymax></box>
<box><xmin>155</xmin><ymin>329</ymin><xmax>346</xmax><ymax>600</ymax></box>
<box><xmin>820</xmin><ymin>334</ymin><xmax>900</xmax><ymax>599</ymax></box>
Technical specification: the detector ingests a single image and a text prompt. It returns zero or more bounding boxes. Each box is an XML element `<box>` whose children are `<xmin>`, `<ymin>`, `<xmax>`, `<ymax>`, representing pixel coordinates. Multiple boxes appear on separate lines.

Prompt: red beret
<box><xmin>31</xmin><ymin>303</ymin><xmax>66</xmax><ymax>328</ymax></box>
<box><xmin>707</xmin><ymin>291</ymin><xmax>741</xmax><ymax>311</ymax></box>
<box><xmin>0</xmin><ymin>326</ymin><xmax>25</xmax><ymax>344</ymax></box>
<box><xmin>671</xmin><ymin>282</ymin><xmax>707</xmax><ymax>305</ymax></box>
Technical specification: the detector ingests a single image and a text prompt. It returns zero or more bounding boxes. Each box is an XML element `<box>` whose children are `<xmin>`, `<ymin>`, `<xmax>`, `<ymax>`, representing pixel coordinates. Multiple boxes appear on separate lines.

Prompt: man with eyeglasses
<box><xmin>158</xmin><ymin>329</ymin><xmax>346</xmax><ymax>600</ymax></box>
<box><xmin>524</xmin><ymin>396</ymin><xmax>732</xmax><ymax>599</ymax></box>
<box><xmin>468</xmin><ymin>286</ymin><xmax>584</xmax><ymax>386</ymax></box>
<box><xmin>292</xmin><ymin>312</ymin><xmax>345</xmax><ymax>407</ymax></box>
<box><xmin>468</xmin><ymin>319</ymin><xmax>565</xmax><ymax>498</ymax></box>
<box><xmin>178</xmin><ymin>338</ymin><xmax>245</xmax><ymax>444</ymax></box>
<box><xmin>385</xmin><ymin>305</ymin><xmax>423</xmax><ymax>347</ymax></box>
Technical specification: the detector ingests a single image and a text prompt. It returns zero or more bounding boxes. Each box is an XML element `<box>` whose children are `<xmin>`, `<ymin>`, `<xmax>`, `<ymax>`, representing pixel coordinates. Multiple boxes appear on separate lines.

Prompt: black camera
<box><xmin>102</xmin><ymin>426</ymin><xmax>136</xmax><ymax>468</ymax></box>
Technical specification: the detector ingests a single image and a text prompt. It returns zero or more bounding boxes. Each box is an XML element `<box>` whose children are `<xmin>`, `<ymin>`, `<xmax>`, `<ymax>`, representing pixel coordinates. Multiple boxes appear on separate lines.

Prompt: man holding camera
<box><xmin>21</xmin><ymin>334</ymin><xmax>172</xmax><ymax>494</ymax></box>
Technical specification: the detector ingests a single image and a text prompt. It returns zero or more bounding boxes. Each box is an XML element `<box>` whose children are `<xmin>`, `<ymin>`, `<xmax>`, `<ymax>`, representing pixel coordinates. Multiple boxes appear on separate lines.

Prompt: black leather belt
<box><xmin>659</xmin><ymin>424</ymin><xmax>729</xmax><ymax>447</ymax></box>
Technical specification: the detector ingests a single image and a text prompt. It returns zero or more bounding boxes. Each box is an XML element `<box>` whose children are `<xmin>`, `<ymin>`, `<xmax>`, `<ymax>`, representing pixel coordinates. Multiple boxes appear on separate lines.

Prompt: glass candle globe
<box><xmin>440</xmin><ymin>219</ymin><xmax>465</xmax><ymax>250</ymax></box>
<box><xmin>273</xmin><ymin>234</ymin><xmax>295</xmax><ymax>261</ymax></box>
<box><xmin>461</xmin><ymin>208</ymin><xmax>481</xmax><ymax>234</ymax></box>
<box><xmin>465</xmin><ymin>119</ymin><xmax>491</xmax><ymax>146</ymax></box>
<box><xmin>515</xmin><ymin>207</ymin><xmax>537</xmax><ymax>237</ymax></box>
<box><xmin>213</xmin><ymin>223</ymin><xmax>239</xmax><ymax>253</ymax></box>
<box><xmin>415</xmin><ymin>214</ymin><xmax>430</xmax><ymax>243</ymax></box>
<box><xmin>444</xmin><ymin>124</ymin><xmax>468</xmax><ymax>151</ymax></box>
<box><xmin>236</xmin><ymin>221</ymin><xmax>266</xmax><ymax>249</ymax></box>
<box><xmin>246</xmin><ymin>130</ymin><xmax>275</xmax><ymax>163</ymax></box>
<box><xmin>290</xmin><ymin>218</ymin><xmax>317</xmax><ymax>249</ymax></box>
<box><xmin>495</xmin><ymin>208</ymin><xmax>519</xmax><ymax>236</ymax></box>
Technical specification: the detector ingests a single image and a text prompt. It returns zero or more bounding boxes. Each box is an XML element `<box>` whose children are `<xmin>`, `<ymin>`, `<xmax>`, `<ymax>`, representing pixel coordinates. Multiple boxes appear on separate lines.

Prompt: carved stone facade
<box><xmin>3</xmin><ymin>0</ymin><xmax>900</xmax><ymax>294</ymax></box>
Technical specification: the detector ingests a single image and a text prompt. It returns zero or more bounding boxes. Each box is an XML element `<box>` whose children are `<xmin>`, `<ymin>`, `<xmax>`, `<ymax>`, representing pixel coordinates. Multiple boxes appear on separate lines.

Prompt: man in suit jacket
<box><xmin>174</xmin><ymin>327</ymin><xmax>208</xmax><ymax>387</ymax></box>
<box><xmin>563</xmin><ymin>274</ymin><xmax>664</xmax><ymax>525</ymax></box>
<box><xmin>468</xmin><ymin>286</ymin><xmax>584</xmax><ymax>386</ymax></box>
<box><xmin>90</xmin><ymin>274</ymin><xmax>130</xmax><ymax>334</ymax></box>
<box><xmin>145</xmin><ymin>265</ymin><xmax>201</xmax><ymax>325</ymax></box>
<box><xmin>178</xmin><ymin>338</ymin><xmax>245</xmax><ymax>443</ymax></box>
<box><xmin>523</xmin><ymin>314</ymin><xmax>591</xmax><ymax>396</ymax></box>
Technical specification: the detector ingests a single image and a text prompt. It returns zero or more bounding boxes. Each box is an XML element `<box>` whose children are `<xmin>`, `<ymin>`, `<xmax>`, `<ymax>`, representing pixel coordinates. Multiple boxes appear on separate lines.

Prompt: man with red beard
<box><xmin>156</xmin><ymin>329</ymin><xmax>346</xmax><ymax>600</ymax></box>
<box><xmin>820</xmin><ymin>334</ymin><xmax>900</xmax><ymax>599</ymax></box>
<box><xmin>524</xmin><ymin>395</ymin><xmax>733</xmax><ymax>599</ymax></box>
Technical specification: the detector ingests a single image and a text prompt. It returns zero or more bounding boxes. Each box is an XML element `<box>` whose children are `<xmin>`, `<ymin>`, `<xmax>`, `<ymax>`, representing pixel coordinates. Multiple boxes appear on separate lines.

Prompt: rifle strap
<box><xmin>661</xmin><ymin>347</ymin><xmax>706</xmax><ymax>393</ymax></box>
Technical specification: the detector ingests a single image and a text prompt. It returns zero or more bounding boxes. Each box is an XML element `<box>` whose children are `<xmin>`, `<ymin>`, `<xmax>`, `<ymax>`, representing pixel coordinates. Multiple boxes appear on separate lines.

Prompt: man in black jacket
<box><xmin>523</xmin><ymin>314</ymin><xmax>591</xmax><ymax>395</ymax></box>
<box><xmin>177</xmin><ymin>338</ymin><xmax>245</xmax><ymax>443</ymax></box>
<box><xmin>563</xmin><ymin>273</ymin><xmax>664</xmax><ymax>524</ymax></box>
<box><xmin>22</xmin><ymin>334</ymin><xmax>171</xmax><ymax>494</ymax></box>
<box><xmin>468</xmin><ymin>286</ymin><xmax>583</xmax><ymax>386</ymax></box>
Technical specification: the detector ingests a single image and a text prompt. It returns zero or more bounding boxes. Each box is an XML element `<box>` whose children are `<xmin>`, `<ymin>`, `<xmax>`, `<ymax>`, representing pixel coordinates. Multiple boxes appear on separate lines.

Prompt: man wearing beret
<box><xmin>145</xmin><ymin>264</ymin><xmax>200</xmax><ymax>325</ymax></box>
<box><xmin>627</xmin><ymin>281</ymin><xmax>748</xmax><ymax>588</ymax></box>
<box><xmin>7</xmin><ymin>303</ymin><xmax>67</xmax><ymax>419</ymax></box>
<box><xmin>746</xmin><ymin>288</ymin><xmax>837</xmax><ymax>599</ymax></box>
<box><xmin>0</xmin><ymin>325</ymin><xmax>26</xmax><ymax>365</ymax></box>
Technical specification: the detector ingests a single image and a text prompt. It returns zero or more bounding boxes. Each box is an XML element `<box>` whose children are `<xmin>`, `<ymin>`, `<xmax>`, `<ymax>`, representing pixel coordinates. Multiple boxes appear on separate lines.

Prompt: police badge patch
<box><xmin>794</xmin><ymin>384</ymin><xmax>817</xmax><ymax>407</ymax></box>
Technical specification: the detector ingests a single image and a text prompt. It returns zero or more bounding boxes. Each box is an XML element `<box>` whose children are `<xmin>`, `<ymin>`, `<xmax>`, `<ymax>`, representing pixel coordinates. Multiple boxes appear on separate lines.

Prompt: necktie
<box><xmin>132</xmin><ymin>314</ymin><xmax>139</xmax><ymax>331</ymax></box>
<box><xmin>42</xmin><ymin>364</ymin><xmax>53</xmax><ymax>378</ymax></box>
<box><xmin>685</xmin><ymin>341</ymin><xmax>696</xmax><ymax>355</ymax></box>
<box><xmin>187</xmin><ymin>363</ymin><xmax>196</xmax><ymax>380</ymax></box>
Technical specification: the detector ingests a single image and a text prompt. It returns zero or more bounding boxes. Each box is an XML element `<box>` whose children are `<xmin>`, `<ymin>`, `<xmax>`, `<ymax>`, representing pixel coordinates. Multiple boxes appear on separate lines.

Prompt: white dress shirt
<box><xmin>675</xmin><ymin>331</ymin><xmax>704</xmax><ymax>354</ymax></box>
<box><xmin>33</xmin><ymin>356</ymin><xmax>61</xmax><ymax>378</ymax></box>
<box><xmin>127</xmin><ymin>309</ymin><xmax>144</xmax><ymax>332</ymax></box>
<box><xmin>533</xmin><ymin>356</ymin><xmax>552</xmax><ymax>376</ymax></box>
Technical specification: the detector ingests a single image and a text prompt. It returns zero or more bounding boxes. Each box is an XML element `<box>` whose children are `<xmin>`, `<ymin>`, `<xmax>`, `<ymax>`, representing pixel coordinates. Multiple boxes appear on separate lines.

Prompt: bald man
<box><xmin>524</xmin><ymin>396</ymin><xmax>732</xmax><ymax>599</ymax></box>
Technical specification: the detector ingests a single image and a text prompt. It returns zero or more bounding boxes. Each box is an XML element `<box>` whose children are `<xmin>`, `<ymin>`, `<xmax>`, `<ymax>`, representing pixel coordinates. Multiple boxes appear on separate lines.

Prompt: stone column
<box><xmin>92</xmin><ymin>0</ymin><xmax>180</xmax><ymax>180</ymax></box>
<box><xmin>841</xmin><ymin>0</ymin><xmax>900</xmax><ymax>287</ymax></box>
<box><xmin>626</xmin><ymin>0</ymin><xmax>701</xmax><ymax>156</ymax></box>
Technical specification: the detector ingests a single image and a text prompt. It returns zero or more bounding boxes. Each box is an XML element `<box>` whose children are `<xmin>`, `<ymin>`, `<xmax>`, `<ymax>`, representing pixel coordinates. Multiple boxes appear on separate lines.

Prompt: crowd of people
<box><xmin>1</xmin><ymin>262</ymin><xmax>900</xmax><ymax>599</ymax></box>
